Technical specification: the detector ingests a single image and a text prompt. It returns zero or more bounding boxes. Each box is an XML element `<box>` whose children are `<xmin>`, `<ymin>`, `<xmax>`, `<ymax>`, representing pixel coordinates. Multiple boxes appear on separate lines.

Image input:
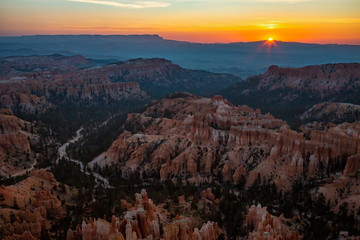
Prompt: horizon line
<box><xmin>0</xmin><ymin>33</ymin><xmax>359</xmax><ymax>46</ymax></box>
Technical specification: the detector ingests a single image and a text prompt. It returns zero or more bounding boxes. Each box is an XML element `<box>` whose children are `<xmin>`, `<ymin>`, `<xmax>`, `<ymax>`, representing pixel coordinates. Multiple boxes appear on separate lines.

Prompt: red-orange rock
<box><xmin>0</xmin><ymin>109</ymin><xmax>34</xmax><ymax>177</ymax></box>
<box><xmin>246</xmin><ymin>204</ymin><xmax>299</xmax><ymax>240</ymax></box>
<box><xmin>89</xmin><ymin>94</ymin><xmax>287</xmax><ymax>186</ymax></box>
<box><xmin>300</xmin><ymin>102</ymin><xmax>360</xmax><ymax>124</ymax></box>
<box><xmin>344</xmin><ymin>154</ymin><xmax>360</xmax><ymax>176</ymax></box>
<box><xmin>193</xmin><ymin>222</ymin><xmax>223</xmax><ymax>240</ymax></box>
<box><xmin>74</xmin><ymin>189</ymin><xmax>223</xmax><ymax>240</ymax></box>
<box><xmin>89</xmin><ymin>94</ymin><xmax>360</xmax><ymax>193</ymax></box>
<box><xmin>178</xmin><ymin>195</ymin><xmax>186</xmax><ymax>205</ymax></box>
<box><xmin>0</xmin><ymin>169</ymin><xmax>74</xmax><ymax>239</ymax></box>
<box><xmin>258</xmin><ymin>63</ymin><xmax>360</xmax><ymax>94</ymax></box>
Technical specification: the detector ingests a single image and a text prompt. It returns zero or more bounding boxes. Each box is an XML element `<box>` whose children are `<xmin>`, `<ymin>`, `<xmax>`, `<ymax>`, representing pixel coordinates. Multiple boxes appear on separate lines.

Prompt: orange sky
<box><xmin>0</xmin><ymin>0</ymin><xmax>359</xmax><ymax>44</ymax></box>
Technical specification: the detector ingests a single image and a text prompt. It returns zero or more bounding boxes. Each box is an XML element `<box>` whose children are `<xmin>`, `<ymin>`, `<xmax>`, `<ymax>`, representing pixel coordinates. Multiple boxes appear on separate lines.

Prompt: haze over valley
<box><xmin>1</xmin><ymin>35</ymin><xmax>359</xmax><ymax>77</ymax></box>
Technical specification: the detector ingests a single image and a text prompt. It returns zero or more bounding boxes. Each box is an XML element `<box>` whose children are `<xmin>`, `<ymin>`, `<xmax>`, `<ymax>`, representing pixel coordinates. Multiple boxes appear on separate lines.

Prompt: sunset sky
<box><xmin>0</xmin><ymin>0</ymin><xmax>359</xmax><ymax>44</ymax></box>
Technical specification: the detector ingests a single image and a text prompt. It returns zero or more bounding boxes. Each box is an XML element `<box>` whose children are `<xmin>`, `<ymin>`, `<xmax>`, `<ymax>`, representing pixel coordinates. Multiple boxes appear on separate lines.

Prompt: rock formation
<box><xmin>256</xmin><ymin>63</ymin><xmax>360</xmax><ymax>94</ymax></box>
<box><xmin>221</xmin><ymin>63</ymin><xmax>360</xmax><ymax>122</ymax></box>
<box><xmin>90</xmin><ymin>93</ymin><xmax>360</xmax><ymax>192</ymax></box>
<box><xmin>0</xmin><ymin>71</ymin><xmax>146</xmax><ymax>113</ymax></box>
<box><xmin>246</xmin><ymin>204</ymin><xmax>299</xmax><ymax>240</ymax></box>
<box><xmin>69</xmin><ymin>58</ymin><xmax>240</xmax><ymax>97</ymax></box>
<box><xmin>1</xmin><ymin>56</ymin><xmax>359</xmax><ymax>240</ymax></box>
<box><xmin>0</xmin><ymin>55</ymin><xmax>100</xmax><ymax>78</ymax></box>
<box><xmin>0</xmin><ymin>109</ymin><xmax>36</xmax><ymax>177</ymax></box>
<box><xmin>89</xmin><ymin>93</ymin><xmax>286</xmax><ymax>184</ymax></box>
<box><xmin>247</xmin><ymin>121</ymin><xmax>360</xmax><ymax>190</ymax></box>
<box><xmin>0</xmin><ymin>56</ymin><xmax>149</xmax><ymax>113</ymax></box>
<box><xmin>73</xmin><ymin>189</ymin><xmax>222</xmax><ymax>240</ymax></box>
<box><xmin>344</xmin><ymin>154</ymin><xmax>360</xmax><ymax>176</ymax></box>
<box><xmin>0</xmin><ymin>55</ymin><xmax>241</xmax><ymax>113</ymax></box>
<box><xmin>300</xmin><ymin>102</ymin><xmax>360</xmax><ymax>124</ymax></box>
<box><xmin>0</xmin><ymin>169</ymin><xmax>74</xmax><ymax>239</ymax></box>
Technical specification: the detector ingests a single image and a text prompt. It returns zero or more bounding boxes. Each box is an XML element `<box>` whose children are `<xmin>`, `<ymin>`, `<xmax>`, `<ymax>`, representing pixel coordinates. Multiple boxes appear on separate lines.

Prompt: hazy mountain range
<box><xmin>1</xmin><ymin>34</ymin><xmax>360</xmax><ymax>77</ymax></box>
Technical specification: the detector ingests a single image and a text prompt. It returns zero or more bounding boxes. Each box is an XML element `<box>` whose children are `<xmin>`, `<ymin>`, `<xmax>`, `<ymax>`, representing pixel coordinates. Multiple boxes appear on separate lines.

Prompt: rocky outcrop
<box><xmin>193</xmin><ymin>221</ymin><xmax>222</xmax><ymax>240</ymax></box>
<box><xmin>0</xmin><ymin>55</ymin><xmax>240</xmax><ymax>113</ymax></box>
<box><xmin>75</xmin><ymin>189</ymin><xmax>222</xmax><ymax>240</ymax></box>
<box><xmin>0</xmin><ymin>169</ymin><xmax>73</xmax><ymax>239</ymax></box>
<box><xmin>316</xmin><ymin>172</ymin><xmax>360</xmax><ymax>218</ymax></box>
<box><xmin>90</xmin><ymin>94</ymin><xmax>360</xmax><ymax>191</ymax></box>
<box><xmin>197</xmin><ymin>188</ymin><xmax>220</xmax><ymax>218</ymax></box>
<box><xmin>0</xmin><ymin>109</ymin><xmax>36</xmax><ymax>177</ymax></box>
<box><xmin>258</xmin><ymin>63</ymin><xmax>360</xmax><ymax>94</ymax></box>
<box><xmin>0</xmin><ymin>92</ymin><xmax>49</xmax><ymax>114</ymax></box>
<box><xmin>89</xmin><ymin>93</ymin><xmax>286</xmax><ymax>185</ymax></box>
<box><xmin>0</xmin><ymin>54</ymin><xmax>100</xmax><ymax>78</ymax></box>
<box><xmin>247</xmin><ymin>122</ymin><xmax>360</xmax><ymax>190</ymax></box>
<box><xmin>163</xmin><ymin>216</ymin><xmax>194</xmax><ymax>240</ymax></box>
<box><xmin>0</xmin><ymin>56</ymin><xmax>150</xmax><ymax>113</ymax></box>
<box><xmin>0</xmin><ymin>108</ymin><xmax>30</xmax><ymax>133</ymax></box>
<box><xmin>81</xmin><ymin>58</ymin><xmax>241</xmax><ymax>96</ymax></box>
<box><xmin>246</xmin><ymin>204</ymin><xmax>299</xmax><ymax>240</ymax></box>
<box><xmin>0</xmin><ymin>73</ymin><xmax>146</xmax><ymax>112</ymax></box>
<box><xmin>221</xmin><ymin>63</ymin><xmax>360</xmax><ymax>123</ymax></box>
<box><xmin>163</xmin><ymin>217</ymin><xmax>221</xmax><ymax>240</ymax></box>
<box><xmin>344</xmin><ymin>154</ymin><xmax>360</xmax><ymax>176</ymax></box>
<box><xmin>301</xmin><ymin>102</ymin><xmax>360</xmax><ymax>124</ymax></box>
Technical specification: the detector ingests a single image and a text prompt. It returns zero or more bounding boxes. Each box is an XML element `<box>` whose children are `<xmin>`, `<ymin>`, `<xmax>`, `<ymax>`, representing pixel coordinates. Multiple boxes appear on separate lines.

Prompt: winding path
<box><xmin>11</xmin><ymin>159</ymin><xmax>37</xmax><ymax>177</ymax></box>
<box><xmin>57</xmin><ymin>127</ymin><xmax>113</xmax><ymax>188</ymax></box>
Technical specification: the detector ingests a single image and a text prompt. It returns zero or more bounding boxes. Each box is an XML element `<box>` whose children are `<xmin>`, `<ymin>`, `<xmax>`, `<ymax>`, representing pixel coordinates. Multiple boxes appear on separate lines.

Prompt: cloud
<box><xmin>67</xmin><ymin>0</ymin><xmax>170</xmax><ymax>8</ymax></box>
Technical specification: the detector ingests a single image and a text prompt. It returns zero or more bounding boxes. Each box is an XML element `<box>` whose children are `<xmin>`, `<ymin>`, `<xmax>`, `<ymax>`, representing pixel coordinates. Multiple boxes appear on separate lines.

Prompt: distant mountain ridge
<box><xmin>0</xmin><ymin>55</ymin><xmax>241</xmax><ymax>114</ymax></box>
<box><xmin>221</xmin><ymin>62</ymin><xmax>360</xmax><ymax>126</ymax></box>
<box><xmin>85</xmin><ymin>57</ymin><xmax>241</xmax><ymax>97</ymax></box>
<box><xmin>1</xmin><ymin>35</ymin><xmax>359</xmax><ymax>77</ymax></box>
<box><xmin>0</xmin><ymin>54</ymin><xmax>111</xmax><ymax>76</ymax></box>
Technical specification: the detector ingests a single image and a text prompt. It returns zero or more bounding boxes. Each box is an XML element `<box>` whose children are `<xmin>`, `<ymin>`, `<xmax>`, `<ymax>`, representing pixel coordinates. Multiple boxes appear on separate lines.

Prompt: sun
<box><xmin>263</xmin><ymin>37</ymin><xmax>277</xmax><ymax>48</ymax></box>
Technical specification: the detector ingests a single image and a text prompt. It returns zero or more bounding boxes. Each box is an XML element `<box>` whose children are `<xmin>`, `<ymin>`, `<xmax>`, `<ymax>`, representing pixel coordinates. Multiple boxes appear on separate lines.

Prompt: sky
<box><xmin>0</xmin><ymin>0</ymin><xmax>359</xmax><ymax>44</ymax></box>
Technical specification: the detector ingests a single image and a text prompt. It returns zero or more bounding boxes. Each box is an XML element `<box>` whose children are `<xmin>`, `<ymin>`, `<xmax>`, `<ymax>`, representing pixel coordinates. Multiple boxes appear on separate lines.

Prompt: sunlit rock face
<box><xmin>73</xmin><ymin>189</ymin><xmax>222</xmax><ymax>240</ymax></box>
<box><xmin>90</xmin><ymin>93</ymin><xmax>360</xmax><ymax>192</ymax></box>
